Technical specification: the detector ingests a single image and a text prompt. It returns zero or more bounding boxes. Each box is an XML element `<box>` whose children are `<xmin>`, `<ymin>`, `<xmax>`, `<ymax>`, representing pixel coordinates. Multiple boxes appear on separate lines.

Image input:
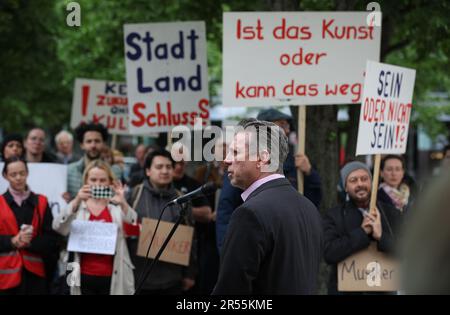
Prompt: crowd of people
<box><xmin>0</xmin><ymin>108</ymin><xmax>448</xmax><ymax>295</ymax></box>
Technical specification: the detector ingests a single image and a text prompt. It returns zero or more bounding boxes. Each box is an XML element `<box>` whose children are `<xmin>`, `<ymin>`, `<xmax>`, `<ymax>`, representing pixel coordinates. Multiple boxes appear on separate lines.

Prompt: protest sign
<box><xmin>338</xmin><ymin>242</ymin><xmax>399</xmax><ymax>292</ymax></box>
<box><xmin>356</xmin><ymin>61</ymin><xmax>416</xmax><ymax>213</ymax></box>
<box><xmin>356</xmin><ymin>61</ymin><xmax>416</xmax><ymax>155</ymax></box>
<box><xmin>124</xmin><ymin>21</ymin><xmax>210</xmax><ymax>133</ymax></box>
<box><xmin>137</xmin><ymin>218</ymin><xmax>194</xmax><ymax>266</ymax></box>
<box><xmin>223</xmin><ymin>12</ymin><xmax>381</xmax><ymax>107</ymax></box>
<box><xmin>67</xmin><ymin>220</ymin><xmax>118</xmax><ymax>255</ymax></box>
<box><xmin>72</xmin><ymin>79</ymin><xmax>133</xmax><ymax>135</ymax></box>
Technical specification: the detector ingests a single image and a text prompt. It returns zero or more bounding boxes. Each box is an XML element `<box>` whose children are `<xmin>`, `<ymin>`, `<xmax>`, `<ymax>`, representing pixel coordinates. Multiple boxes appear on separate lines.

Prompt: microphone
<box><xmin>169</xmin><ymin>182</ymin><xmax>217</xmax><ymax>205</ymax></box>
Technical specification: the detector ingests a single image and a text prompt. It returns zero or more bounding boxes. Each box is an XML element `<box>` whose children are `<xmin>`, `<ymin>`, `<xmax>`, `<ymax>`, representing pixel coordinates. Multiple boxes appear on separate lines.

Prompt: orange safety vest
<box><xmin>0</xmin><ymin>194</ymin><xmax>47</xmax><ymax>290</ymax></box>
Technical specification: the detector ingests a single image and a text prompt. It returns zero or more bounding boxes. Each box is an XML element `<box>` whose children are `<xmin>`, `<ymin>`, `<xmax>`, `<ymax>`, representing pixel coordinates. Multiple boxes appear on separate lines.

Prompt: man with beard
<box><xmin>66</xmin><ymin>123</ymin><xmax>122</xmax><ymax>200</ymax></box>
<box><xmin>323</xmin><ymin>161</ymin><xmax>402</xmax><ymax>295</ymax></box>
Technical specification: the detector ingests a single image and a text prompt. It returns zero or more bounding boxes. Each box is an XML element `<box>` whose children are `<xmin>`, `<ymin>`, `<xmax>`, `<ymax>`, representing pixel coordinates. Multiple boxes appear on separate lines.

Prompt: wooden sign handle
<box><xmin>297</xmin><ymin>106</ymin><xmax>306</xmax><ymax>194</ymax></box>
<box><xmin>369</xmin><ymin>154</ymin><xmax>381</xmax><ymax>215</ymax></box>
<box><xmin>111</xmin><ymin>134</ymin><xmax>118</xmax><ymax>151</ymax></box>
<box><xmin>166</xmin><ymin>131</ymin><xmax>173</xmax><ymax>151</ymax></box>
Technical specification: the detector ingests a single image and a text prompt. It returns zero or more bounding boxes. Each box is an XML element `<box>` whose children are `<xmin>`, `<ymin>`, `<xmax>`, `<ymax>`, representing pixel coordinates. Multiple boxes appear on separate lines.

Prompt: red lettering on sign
<box><xmin>81</xmin><ymin>85</ymin><xmax>90</xmax><ymax>116</ymax></box>
<box><xmin>236</xmin><ymin>81</ymin><xmax>276</xmax><ymax>99</ymax></box>
<box><xmin>131</xmin><ymin>99</ymin><xmax>210</xmax><ymax>128</ymax></box>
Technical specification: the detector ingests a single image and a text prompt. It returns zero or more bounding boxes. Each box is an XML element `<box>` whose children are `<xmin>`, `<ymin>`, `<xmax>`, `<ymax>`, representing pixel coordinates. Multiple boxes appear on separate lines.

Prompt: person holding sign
<box><xmin>378</xmin><ymin>155</ymin><xmax>415</xmax><ymax>214</ymax></box>
<box><xmin>53</xmin><ymin>160</ymin><xmax>137</xmax><ymax>295</ymax></box>
<box><xmin>213</xmin><ymin>121</ymin><xmax>322</xmax><ymax>294</ymax></box>
<box><xmin>323</xmin><ymin>161</ymin><xmax>402</xmax><ymax>294</ymax></box>
<box><xmin>0</xmin><ymin>157</ymin><xmax>57</xmax><ymax>295</ymax></box>
<box><xmin>128</xmin><ymin>149</ymin><xmax>197</xmax><ymax>295</ymax></box>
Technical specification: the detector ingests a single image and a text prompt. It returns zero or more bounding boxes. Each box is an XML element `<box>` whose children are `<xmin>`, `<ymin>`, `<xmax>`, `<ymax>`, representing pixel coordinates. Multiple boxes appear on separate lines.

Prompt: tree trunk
<box><xmin>306</xmin><ymin>106</ymin><xmax>340</xmax><ymax>212</ymax></box>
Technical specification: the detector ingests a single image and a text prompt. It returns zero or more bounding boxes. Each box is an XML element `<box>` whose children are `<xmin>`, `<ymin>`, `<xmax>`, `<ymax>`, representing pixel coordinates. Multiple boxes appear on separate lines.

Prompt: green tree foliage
<box><xmin>0</xmin><ymin>0</ymin><xmax>67</xmax><ymax>132</ymax></box>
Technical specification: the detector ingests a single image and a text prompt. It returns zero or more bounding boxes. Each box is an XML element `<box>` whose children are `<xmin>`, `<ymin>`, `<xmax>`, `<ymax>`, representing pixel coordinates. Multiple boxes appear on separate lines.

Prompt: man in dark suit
<box><xmin>212</xmin><ymin>120</ymin><xmax>323</xmax><ymax>295</ymax></box>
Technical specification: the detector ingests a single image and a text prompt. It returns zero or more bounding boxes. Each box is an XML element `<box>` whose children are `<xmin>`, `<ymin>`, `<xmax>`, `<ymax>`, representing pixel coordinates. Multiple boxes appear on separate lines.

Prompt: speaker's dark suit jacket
<box><xmin>213</xmin><ymin>178</ymin><xmax>323</xmax><ymax>295</ymax></box>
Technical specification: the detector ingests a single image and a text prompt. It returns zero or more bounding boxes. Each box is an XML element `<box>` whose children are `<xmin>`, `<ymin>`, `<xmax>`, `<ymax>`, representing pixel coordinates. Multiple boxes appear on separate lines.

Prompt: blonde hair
<box><xmin>82</xmin><ymin>159</ymin><xmax>116</xmax><ymax>185</ymax></box>
<box><xmin>112</xmin><ymin>149</ymin><xmax>124</xmax><ymax>159</ymax></box>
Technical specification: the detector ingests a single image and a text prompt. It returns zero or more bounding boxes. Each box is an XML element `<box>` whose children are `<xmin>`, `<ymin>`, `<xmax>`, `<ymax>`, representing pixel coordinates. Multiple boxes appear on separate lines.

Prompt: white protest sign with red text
<box><xmin>356</xmin><ymin>61</ymin><xmax>416</xmax><ymax>155</ymax></box>
<box><xmin>223</xmin><ymin>12</ymin><xmax>381</xmax><ymax>107</ymax></box>
<box><xmin>71</xmin><ymin>79</ymin><xmax>136</xmax><ymax>135</ymax></box>
<box><xmin>124</xmin><ymin>21</ymin><xmax>210</xmax><ymax>133</ymax></box>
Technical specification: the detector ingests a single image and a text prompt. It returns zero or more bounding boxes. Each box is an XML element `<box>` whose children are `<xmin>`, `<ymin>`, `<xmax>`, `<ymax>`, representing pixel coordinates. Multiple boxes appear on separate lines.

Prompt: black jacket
<box><xmin>323</xmin><ymin>200</ymin><xmax>402</xmax><ymax>294</ymax></box>
<box><xmin>377</xmin><ymin>187</ymin><xmax>413</xmax><ymax>214</ymax></box>
<box><xmin>213</xmin><ymin>178</ymin><xmax>323</xmax><ymax>295</ymax></box>
<box><xmin>284</xmin><ymin>149</ymin><xmax>322</xmax><ymax>208</ymax></box>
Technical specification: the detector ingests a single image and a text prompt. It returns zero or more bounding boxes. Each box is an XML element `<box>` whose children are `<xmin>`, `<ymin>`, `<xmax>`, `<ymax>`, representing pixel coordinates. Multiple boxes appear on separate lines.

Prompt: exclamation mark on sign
<box><xmin>395</xmin><ymin>125</ymin><xmax>400</xmax><ymax>149</ymax></box>
<box><xmin>81</xmin><ymin>85</ymin><xmax>90</xmax><ymax>116</ymax></box>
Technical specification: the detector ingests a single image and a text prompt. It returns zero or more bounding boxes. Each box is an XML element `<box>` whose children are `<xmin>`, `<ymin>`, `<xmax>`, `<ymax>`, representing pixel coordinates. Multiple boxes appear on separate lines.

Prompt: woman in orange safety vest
<box><xmin>0</xmin><ymin>157</ymin><xmax>57</xmax><ymax>295</ymax></box>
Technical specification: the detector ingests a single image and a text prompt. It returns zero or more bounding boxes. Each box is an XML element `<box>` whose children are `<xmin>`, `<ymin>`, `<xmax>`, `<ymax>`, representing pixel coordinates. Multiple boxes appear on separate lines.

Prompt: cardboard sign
<box><xmin>71</xmin><ymin>78</ymin><xmax>130</xmax><ymax>135</ymax></box>
<box><xmin>137</xmin><ymin>218</ymin><xmax>194</xmax><ymax>266</ymax></box>
<box><xmin>356</xmin><ymin>61</ymin><xmax>416</xmax><ymax>155</ymax></box>
<box><xmin>124</xmin><ymin>21</ymin><xmax>210</xmax><ymax>133</ymax></box>
<box><xmin>338</xmin><ymin>242</ymin><xmax>399</xmax><ymax>292</ymax></box>
<box><xmin>223</xmin><ymin>12</ymin><xmax>381</xmax><ymax>107</ymax></box>
<box><xmin>0</xmin><ymin>163</ymin><xmax>68</xmax><ymax>219</ymax></box>
<box><xmin>67</xmin><ymin>220</ymin><xmax>118</xmax><ymax>255</ymax></box>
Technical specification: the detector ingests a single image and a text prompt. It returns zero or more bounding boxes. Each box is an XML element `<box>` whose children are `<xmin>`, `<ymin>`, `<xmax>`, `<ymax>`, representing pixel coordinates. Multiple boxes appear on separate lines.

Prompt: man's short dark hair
<box><xmin>144</xmin><ymin>149</ymin><xmax>175</xmax><ymax>170</ymax></box>
<box><xmin>74</xmin><ymin>122</ymin><xmax>109</xmax><ymax>143</ymax></box>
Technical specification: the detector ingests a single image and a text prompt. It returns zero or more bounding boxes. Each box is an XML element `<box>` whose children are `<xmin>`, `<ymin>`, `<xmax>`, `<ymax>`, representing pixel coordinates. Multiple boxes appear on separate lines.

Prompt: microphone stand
<box><xmin>135</xmin><ymin>202</ymin><xmax>188</xmax><ymax>295</ymax></box>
